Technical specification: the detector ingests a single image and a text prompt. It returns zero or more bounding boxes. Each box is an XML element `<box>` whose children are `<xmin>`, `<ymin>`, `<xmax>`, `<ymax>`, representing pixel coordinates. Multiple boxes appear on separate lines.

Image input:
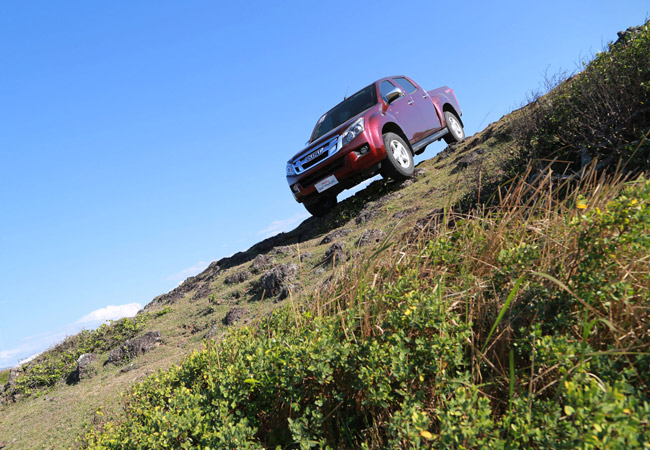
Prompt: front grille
<box><xmin>302</xmin><ymin>150</ymin><xmax>330</xmax><ymax>170</ymax></box>
<box><xmin>292</xmin><ymin>135</ymin><xmax>340</xmax><ymax>174</ymax></box>
<box><xmin>300</xmin><ymin>157</ymin><xmax>346</xmax><ymax>187</ymax></box>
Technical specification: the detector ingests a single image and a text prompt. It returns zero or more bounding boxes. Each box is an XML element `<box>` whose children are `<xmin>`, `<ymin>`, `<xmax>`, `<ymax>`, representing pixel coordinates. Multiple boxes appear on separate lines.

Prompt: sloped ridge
<box><xmin>5</xmin><ymin>21</ymin><xmax>648</xmax><ymax>449</ymax></box>
<box><xmin>144</xmin><ymin>146</ymin><xmax>475</xmax><ymax>310</ymax></box>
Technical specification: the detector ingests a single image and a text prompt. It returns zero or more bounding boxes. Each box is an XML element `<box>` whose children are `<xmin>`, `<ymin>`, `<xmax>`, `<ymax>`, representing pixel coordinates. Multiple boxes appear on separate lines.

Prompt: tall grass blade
<box><xmin>481</xmin><ymin>276</ymin><xmax>524</xmax><ymax>353</ymax></box>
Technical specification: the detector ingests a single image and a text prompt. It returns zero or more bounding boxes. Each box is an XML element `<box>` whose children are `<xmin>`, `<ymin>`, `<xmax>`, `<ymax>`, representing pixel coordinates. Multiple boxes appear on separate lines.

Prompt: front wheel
<box><xmin>382</xmin><ymin>132</ymin><xmax>414</xmax><ymax>181</ymax></box>
<box><xmin>304</xmin><ymin>195</ymin><xmax>337</xmax><ymax>217</ymax></box>
<box><xmin>443</xmin><ymin>111</ymin><xmax>465</xmax><ymax>144</ymax></box>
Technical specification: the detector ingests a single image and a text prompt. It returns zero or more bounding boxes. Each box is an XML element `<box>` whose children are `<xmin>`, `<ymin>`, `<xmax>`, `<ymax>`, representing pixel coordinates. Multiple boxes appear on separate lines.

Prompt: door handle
<box><xmin>408</xmin><ymin>101</ymin><xmax>414</xmax><ymax>105</ymax></box>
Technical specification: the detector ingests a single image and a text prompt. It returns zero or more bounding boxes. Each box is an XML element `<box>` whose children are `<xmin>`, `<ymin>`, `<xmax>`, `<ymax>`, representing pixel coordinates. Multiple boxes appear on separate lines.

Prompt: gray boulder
<box><xmin>356</xmin><ymin>204</ymin><xmax>380</xmax><ymax>224</ymax></box>
<box><xmin>320</xmin><ymin>228</ymin><xmax>351</xmax><ymax>245</ymax></box>
<box><xmin>120</xmin><ymin>363</ymin><xmax>138</xmax><ymax>373</ymax></box>
<box><xmin>357</xmin><ymin>229</ymin><xmax>385</xmax><ymax>246</ymax></box>
<box><xmin>456</xmin><ymin>151</ymin><xmax>480</xmax><ymax>170</ymax></box>
<box><xmin>393</xmin><ymin>206</ymin><xmax>419</xmax><ymax>219</ymax></box>
<box><xmin>325</xmin><ymin>242</ymin><xmax>346</xmax><ymax>264</ymax></box>
<box><xmin>0</xmin><ymin>368</ymin><xmax>22</xmax><ymax>403</ymax></box>
<box><xmin>379</xmin><ymin>192</ymin><xmax>402</xmax><ymax>203</ymax></box>
<box><xmin>278</xmin><ymin>283</ymin><xmax>301</xmax><ymax>301</ymax></box>
<box><xmin>222</xmin><ymin>307</ymin><xmax>245</xmax><ymax>326</ymax></box>
<box><xmin>615</xmin><ymin>26</ymin><xmax>642</xmax><ymax>46</ymax></box>
<box><xmin>69</xmin><ymin>353</ymin><xmax>98</xmax><ymax>383</ymax></box>
<box><xmin>251</xmin><ymin>254</ymin><xmax>277</xmax><ymax>273</ymax></box>
<box><xmin>259</xmin><ymin>263</ymin><xmax>298</xmax><ymax>296</ymax></box>
<box><xmin>106</xmin><ymin>331</ymin><xmax>162</xmax><ymax>365</ymax></box>
<box><xmin>224</xmin><ymin>270</ymin><xmax>252</xmax><ymax>285</ymax></box>
<box><xmin>299</xmin><ymin>251</ymin><xmax>313</xmax><ymax>261</ymax></box>
<box><xmin>204</xmin><ymin>323</ymin><xmax>220</xmax><ymax>340</ymax></box>
<box><xmin>7</xmin><ymin>368</ymin><xmax>20</xmax><ymax>385</ymax></box>
<box><xmin>272</xmin><ymin>246</ymin><xmax>293</xmax><ymax>256</ymax></box>
<box><xmin>437</xmin><ymin>143</ymin><xmax>459</xmax><ymax>160</ymax></box>
<box><xmin>192</xmin><ymin>282</ymin><xmax>212</xmax><ymax>300</ymax></box>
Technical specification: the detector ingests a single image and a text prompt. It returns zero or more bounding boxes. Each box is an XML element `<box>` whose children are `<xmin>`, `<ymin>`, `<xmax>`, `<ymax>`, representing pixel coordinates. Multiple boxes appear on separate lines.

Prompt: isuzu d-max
<box><xmin>286</xmin><ymin>76</ymin><xmax>464</xmax><ymax>217</ymax></box>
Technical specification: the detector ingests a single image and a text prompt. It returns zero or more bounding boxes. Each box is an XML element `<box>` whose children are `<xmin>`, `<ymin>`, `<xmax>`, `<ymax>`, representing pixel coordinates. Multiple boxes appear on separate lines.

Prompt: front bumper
<box><xmin>286</xmin><ymin>129</ymin><xmax>385</xmax><ymax>203</ymax></box>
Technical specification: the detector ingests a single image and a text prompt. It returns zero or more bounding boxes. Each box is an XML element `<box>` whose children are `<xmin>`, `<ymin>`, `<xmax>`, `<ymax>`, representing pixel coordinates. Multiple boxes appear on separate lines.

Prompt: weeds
<box><xmin>8</xmin><ymin>314</ymin><xmax>149</xmax><ymax>398</ymax></box>
<box><xmin>513</xmin><ymin>21</ymin><xmax>650</xmax><ymax>175</ymax></box>
<box><xmin>80</xmin><ymin>161</ymin><xmax>650</xmax><ymax>448</ymax></box>
<box><xmin>60</xmin><ymin>18</ymin><xmax>650</xmax><ymax>450</ymax></box>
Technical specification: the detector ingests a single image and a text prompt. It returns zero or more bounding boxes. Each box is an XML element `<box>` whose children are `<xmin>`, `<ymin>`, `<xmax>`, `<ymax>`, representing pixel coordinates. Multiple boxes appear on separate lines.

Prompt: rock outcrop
<box><xmin>251</xmin><ymin>254</ymin><xmax>276</xmax><ymax>273</ymax></box>
<box><xmin>67</xmin><ymin>353</ymin><xmax>98</xmax><ymax>383</ymax></box>
<box><xmin>357</xmin><ymin>229</ymin><xmax>385</xmax><ymax>246</ymax></box>
<box><xmin>222</xmin><ymin>307</ymin><xmax>246</xmax><ymax>326</ymax></box>
<box><xmin>224</xmin><ymin>270</ymin><xmax>252</xmax><ymax>285</ymax></box>
<box><xmin>325</xmin><ymin>242</ymin><xmax>347</xmax><ymax>264</ymax></box>
<box><xmin>356</xmin><ymin>204</ymin><xmax>381</xmax><ymax>224</ymax></box>
<box><xmin>320</xmin><ymin>228</ymin><xmax>351</xmax><ymax>245</ymax></box>
<box><xmin>106</xmin><ymin>331</ymin><xmax>162</xmax><ymax>366</ymax></box>
<box><xmin>204</xmin><ymin>323</ymin><xmax>220</xmax><ymax>340</ymax></box>
<box><xmin>0</xmin><ymin>368</ymin><xmax>22</xmax><ymax>404</ymax></box>
<box><xmin>259</xmin><ymin>264</ymin><xmax>298</xmax><ymax>297</ymax></box>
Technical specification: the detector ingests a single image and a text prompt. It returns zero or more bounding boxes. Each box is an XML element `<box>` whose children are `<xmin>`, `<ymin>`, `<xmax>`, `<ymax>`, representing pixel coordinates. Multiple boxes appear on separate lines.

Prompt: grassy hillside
<box><xmin>1</xmin><ymin>20</ymin><xmax>649</xmax><ymax>449</ymax></box>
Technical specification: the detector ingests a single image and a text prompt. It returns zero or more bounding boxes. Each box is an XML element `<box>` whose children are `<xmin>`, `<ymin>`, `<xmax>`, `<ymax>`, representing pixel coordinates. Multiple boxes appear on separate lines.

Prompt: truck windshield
<box><xmin>311</xmin><ymin>84</ymin><xmax>377</xmax><ymax>142</ymax></box>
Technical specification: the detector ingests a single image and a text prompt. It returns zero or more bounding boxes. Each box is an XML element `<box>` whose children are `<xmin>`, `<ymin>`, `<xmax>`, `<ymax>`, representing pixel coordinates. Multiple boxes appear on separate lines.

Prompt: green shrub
<box><xmin>514</xmin><ymin>21</ymin><xmax>650</xmax><ymax>173</ymax></box>
<box><xmin>79</xmin><ymin>24</ymin><xmax>650</xmax><ymax>446</ymax></box>
<box><xmin>81</xmin><ymin>179</ymin><xmax>650</xmax><ymax>448</ymax></box>
<box><xmin>11</xmin><ymin>314</ymin><xmax>149</xmax><ymax>397</ymax></box>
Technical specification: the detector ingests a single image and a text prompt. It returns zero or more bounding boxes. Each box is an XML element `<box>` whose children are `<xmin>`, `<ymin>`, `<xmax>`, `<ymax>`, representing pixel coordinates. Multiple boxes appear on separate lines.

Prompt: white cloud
<box><xmin>76</xmin><ymin>303</ymin><xmax>142</xmax><ymax>325</ymax></box>
<box><xmin>258</xmin><ymin>212</ymin><xmax>310</xmax><ymax>238</ymax></box>
<box><xmin>167</xmin><ymin>261</ymin><xmax>210</xmax><ymax>282</ymax></box>
<box><xmin>0</xmin><ymin>332</ymin><xmax>66</xmax><ymax>369</ymax></box>
<box><xmin>18</xmin><ymin>352</ymin><xmax>42</xmax><ymax>365</ymax></box>
<box><xmin>0</xmin><ymin>302</ymin><xmax>144</xmax><ymax>369</ymax></box>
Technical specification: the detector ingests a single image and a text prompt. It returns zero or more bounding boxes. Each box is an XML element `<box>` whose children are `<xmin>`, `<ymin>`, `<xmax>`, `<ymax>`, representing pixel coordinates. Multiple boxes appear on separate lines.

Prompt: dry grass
<box><xmin>311</xmin><ymin>159</ymin><xmax>650</xmax><ymax>413</ymax></box>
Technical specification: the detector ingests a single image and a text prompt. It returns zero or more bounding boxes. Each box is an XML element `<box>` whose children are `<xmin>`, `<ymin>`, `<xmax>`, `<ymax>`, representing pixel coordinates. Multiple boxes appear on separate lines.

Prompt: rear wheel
<box><xmin>304</xmin><ymin>195</ymin><xmax>337</xmax><ymax>217</ymax></box>
<box><xmin>382</xmin><ymin>132</ymin><xmax>414</xmax><ymax>181</ymax></box>
<box><xmin>443</xmin><ymin>110</ymin><xmax>465</xmax><ymax>144</ymax></box>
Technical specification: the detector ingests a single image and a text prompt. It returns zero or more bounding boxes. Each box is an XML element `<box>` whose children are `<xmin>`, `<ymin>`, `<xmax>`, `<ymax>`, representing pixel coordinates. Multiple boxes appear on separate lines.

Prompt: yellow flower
<box><xmin>577</xmin><ymin>203</ymin><xmax>588</xmax><ymax>209</ymax></box>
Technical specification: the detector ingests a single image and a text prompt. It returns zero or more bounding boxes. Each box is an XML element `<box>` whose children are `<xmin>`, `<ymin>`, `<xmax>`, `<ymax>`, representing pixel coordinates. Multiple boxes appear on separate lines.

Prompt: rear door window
<box><xmin>393</xmin><ymin>77</ymin><xmax>418</xmax><ymax>94</ymax></box>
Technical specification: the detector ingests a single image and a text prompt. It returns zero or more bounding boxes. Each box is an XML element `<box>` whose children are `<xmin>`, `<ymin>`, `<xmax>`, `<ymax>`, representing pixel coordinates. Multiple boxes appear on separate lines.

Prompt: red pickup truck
<box><xmin>286</xmin><ymin>76</ymin><xmax>464</xmax><ymax>216</ymax></box>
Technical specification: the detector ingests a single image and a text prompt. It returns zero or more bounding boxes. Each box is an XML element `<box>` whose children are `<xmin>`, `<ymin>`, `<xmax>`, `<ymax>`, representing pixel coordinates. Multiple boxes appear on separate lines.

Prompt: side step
<box><xmin>412</xmin><ymin>127</ymin><xmax>449</xmax><ymax>155</ymax></box>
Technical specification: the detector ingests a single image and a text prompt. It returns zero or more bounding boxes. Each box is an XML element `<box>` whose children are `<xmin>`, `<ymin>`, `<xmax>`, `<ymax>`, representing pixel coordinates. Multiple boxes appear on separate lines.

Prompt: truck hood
<box><xmin>289</xmin><ymin>112</ymin><xmax>366</xmax><ymax>163</ymax></box>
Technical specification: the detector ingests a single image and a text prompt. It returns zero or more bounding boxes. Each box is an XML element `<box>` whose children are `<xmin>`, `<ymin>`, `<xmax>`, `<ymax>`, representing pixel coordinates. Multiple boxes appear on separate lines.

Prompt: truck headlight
<box><xmin>342</xmin><ymin>118</ymin><xmax>364</xmax><ymax>146</ymax></box>
<box><xmin>286</xmin><ymin>162</ymin><xmax>296</xmax><ymax>176</ymax></box>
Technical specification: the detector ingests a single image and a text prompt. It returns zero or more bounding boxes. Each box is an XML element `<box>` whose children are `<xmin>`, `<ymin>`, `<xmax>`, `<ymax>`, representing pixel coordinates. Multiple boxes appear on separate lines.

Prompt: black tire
<box><xmin>443</xmin><ymin>110</ymin><xmax>465</xmax><ymax>144</ymax></box>
<box><xmin>304</xmin><ymin>195</ymin><xmax>337</xmax><ymax>217</ymax></box>
<box><xmin>382</xmin><ymin>132</ymin><xmax>414</xmax><ymax>181</ymax></box>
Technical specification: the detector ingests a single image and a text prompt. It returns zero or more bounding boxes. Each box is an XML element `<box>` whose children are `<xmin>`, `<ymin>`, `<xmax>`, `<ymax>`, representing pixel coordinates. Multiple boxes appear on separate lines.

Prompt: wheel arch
<box><xmin>381</xmin><ymin>122</ymin><xmax>413</xmax><ymax>155</ymax></box>
<box><xmin>442</xmin><ymin>104</ymin><xmax>464</xmax><ymax>128</ymax></box>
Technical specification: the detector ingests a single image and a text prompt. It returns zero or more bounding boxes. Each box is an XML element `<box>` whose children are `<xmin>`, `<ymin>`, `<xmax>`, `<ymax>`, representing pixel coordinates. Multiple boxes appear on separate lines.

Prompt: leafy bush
<box><xmin>82</xmin><ymin>174</ymin><xmax>650</xmax><ymax>448</ymax></box>
<box><xmin>11</xmin><ymin>314</ymin><xmax>148</xmax><ymax>397</ymax></box>
<box><xmin>79</xmin><ymin>20</ymin><xmax>650</xmax><ymax>448</ymax></box>
<box><xmin>513</xmin><ymin>21</ymin><xmax>650</xmax><ymax>174</ymax></box>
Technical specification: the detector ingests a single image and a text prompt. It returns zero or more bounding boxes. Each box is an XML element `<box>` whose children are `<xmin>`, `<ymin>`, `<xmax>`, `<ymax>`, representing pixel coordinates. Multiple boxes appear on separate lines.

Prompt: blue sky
<box><xmin>1</xmin><ymin>1</ymin><xmax>648</xmax><ymax>368</ymax></box>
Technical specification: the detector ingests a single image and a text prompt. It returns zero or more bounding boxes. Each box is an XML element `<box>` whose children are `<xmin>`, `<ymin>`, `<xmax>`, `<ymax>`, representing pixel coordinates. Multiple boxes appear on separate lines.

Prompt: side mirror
<box><xmin>385</xmin><ymin>88</ymin><xmax>403</xmax><ymax>104</ymax></box>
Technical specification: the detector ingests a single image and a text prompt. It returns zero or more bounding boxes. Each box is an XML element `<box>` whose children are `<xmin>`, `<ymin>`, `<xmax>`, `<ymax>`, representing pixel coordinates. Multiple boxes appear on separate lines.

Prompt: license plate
<box><xmin>314</xmin><ymin>175</ymin><xmax>338</xmax><ymax>193</ymax></box>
